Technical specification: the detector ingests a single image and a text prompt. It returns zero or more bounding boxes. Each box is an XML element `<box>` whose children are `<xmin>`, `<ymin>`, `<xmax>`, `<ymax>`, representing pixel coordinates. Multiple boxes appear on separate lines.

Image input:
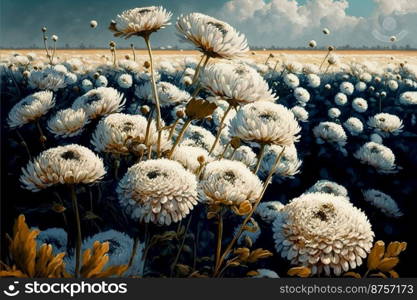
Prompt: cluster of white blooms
<box><xmin>273</xmin><ymin>192</ymin><xmax>374</xmax><ymax>276</ymax></box>
<box><xmin>362</xmin><ymin>189</ymin><xmax>403</xmax><ymax>218</ymax></box>
<box><xmin>367</xmin><ymin>113</ymin><xmax>403</xmax><ymax>136</ymax></box>
<box><xmin>399</xmin><ymin>91</ymin><xmax>417</xmax><ymax>105</ymax></box>
<box><xmin>354</xmin><ymin>142</ymin><xmax>397</xmax><ymax>173</ymax></box>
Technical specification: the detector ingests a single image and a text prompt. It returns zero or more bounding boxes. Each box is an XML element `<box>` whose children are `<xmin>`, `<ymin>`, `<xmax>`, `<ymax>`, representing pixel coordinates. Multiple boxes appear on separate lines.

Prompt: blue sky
<box><xmin>1</xmin><ymin>0</ymin><xmax>416</xmax><ymax>48</ymax></box>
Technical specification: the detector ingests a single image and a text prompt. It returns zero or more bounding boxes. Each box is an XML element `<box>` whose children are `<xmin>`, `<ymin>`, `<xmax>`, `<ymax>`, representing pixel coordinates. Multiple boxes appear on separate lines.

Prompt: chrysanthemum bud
<box><xmin>90</xmin><ymin>20</ymin><xmax>98</xmax><ymax>28</ymax></box>
<box><xmin>140</xmin><ymin>105</ymin><xmax>150</xmax><ymax>115</ymax></box>
<box><xmin>176</xmin><ymin>109</ymin><xmax>185</xmax><ymax>119</ymax></box>
<box><xmin>143</xmin><ymin>61</ymin><xmax>151</xmax><ymax>68</ymax></box>
<box><xmin>42</xmin><ymin>26</ymin><xmax>47</xmax><ymax>32</ymax></box>
<box><xmin>93</xmin><ymin>72</ymin><xmax>100</xmax><ymax>79</ymax></box>
<box><xmin>328</xmin><ymin>46</ymin><xmax>335</xmax><ymax>51</ymax></box>
<box><xmin>197</xmin><ymin>155</ymin><xmax>205</xmax><ymax>165</ymax></box>
<box><xmin>308</xmin><ymin>40</ymin><xmax>317</xmax><ymax>48</ymax></box>
<box><xmin>51</xmin><ymin>35</ymin><xmax>58</xmax><ymax>42</ymax></box>
<box><xmin>125</xmin><ymin>55</ymin><xmax>130</xmax><ymax>60</ymax></box>
<box><xmin>109</xmin><ymin>41</ymin><xmax>116</xmax><ymax>48</ymax></box>
<box><xmin>22</xmin><ymin>70</ymin><xmax>30</xmax><ymax>78</ymax></box>
<box><xmin>230</xmin><ymin>137</ymin><xmax>241</xmax><ymax>149</ymax></box>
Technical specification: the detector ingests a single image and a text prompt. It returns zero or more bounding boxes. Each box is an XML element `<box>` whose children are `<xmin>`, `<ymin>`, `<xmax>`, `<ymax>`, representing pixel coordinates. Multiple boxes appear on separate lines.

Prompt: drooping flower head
<box><xmin>176</xmin><ymin>13</ymin><xmax>249</xmax><ymax>59</ymax></box>
<box><xmin>229</xmin><ymin>102</ymin><xmax>300</xmax><ymax>146</ymax></box>
<box><xmin>20</xmin><ymin>144</ymin><xmax>106</xmax><ymax>192</ymax></box>
<box><xmin>8</xmin><ymin>91</ymin><xmax>55</xmax><ymax>128</ymax></box>
<box><xmin>117</xmin><ymin>159</ymin><xmax>198</xmax><ymax>225</ymax></box>
<box><xmin>273</xmin><ymin>192</ymin><xmax>374</xmax><ymax>276</ymax></box>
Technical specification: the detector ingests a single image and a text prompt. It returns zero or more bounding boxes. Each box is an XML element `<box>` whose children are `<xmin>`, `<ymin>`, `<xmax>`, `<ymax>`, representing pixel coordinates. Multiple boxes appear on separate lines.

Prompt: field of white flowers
<box><xmin>1</xmin><ymin>6</ymin><xmax>416</xmax><ymax>278</ymax></box>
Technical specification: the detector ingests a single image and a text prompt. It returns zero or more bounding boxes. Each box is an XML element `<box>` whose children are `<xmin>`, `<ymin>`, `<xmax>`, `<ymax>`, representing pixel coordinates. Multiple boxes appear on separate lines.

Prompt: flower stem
<box><xmin>209</xmin><ymin>105</ymin><xmax>233</xmax><ymax>156</ymax></box>
<box><xmin>213</xmin><ymin>146</ymin><xmax>286</xmax><ymax>277</ymax></box>
<box><xmin>319</xmin><ymin>50</ymin><xmax>331</xmax><ymax>71</ymax></box>
<box><xmin>127</xmin><ymin>236</ymin><xmax>139</xmax><ymax>269</ymax></box>
<box><xmin>167</xmin><ymin>119</ymin><xmax>192</xmax><ymax>159</ymax></box>
<box><xmin>254</xmin><ymin>143</ymin><xmax>266</xmax><ymax>174</ymax></box>
<box><xmin>36</xmin><ymin>120</ymin><xmax>46</xmax><ymax>148</ymax></box>
<box><xmin>214</xmin><ymin>210</ymin><xmax>224</xmax><ymax>272</ymax></box>
<box><xmin>70</xmin><ymin>184</ymin><xmax>82</xmax><ymax>278</ymax></box>
<box><xmin>191</xmin><ymin>54</ymin><xmax>206</xmax><ymax>86</ymax></box>
<box><xmin>144</xmin><ymin>35</ymin><xmax>162</xmax><ymax>158</ymax></box>
<box><xmin>131</xmin><ymin>44</ymin><xmax>136</xmax><ymax>62</ymax></box>
<box><xmin>170</xmin><ymin>213</ymin><xmax>193</xmax><ymax>277</ymax></box>
<box><xmin>15</xmin><ymin>129</ymin><xmax>31</xmax><ymax>160</ymax></box>
<box><xmin>168</xmin><ymin>117</ymin><xmax>181</xmax><ymax>140</ymax></box>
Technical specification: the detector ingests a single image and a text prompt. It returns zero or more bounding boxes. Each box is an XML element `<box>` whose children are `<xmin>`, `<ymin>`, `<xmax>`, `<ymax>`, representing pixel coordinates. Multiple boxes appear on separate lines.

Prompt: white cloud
<box><xmin>213</xmin><ymin>0</ymin><xmax>417</xmax><ymax>47</ymax></box>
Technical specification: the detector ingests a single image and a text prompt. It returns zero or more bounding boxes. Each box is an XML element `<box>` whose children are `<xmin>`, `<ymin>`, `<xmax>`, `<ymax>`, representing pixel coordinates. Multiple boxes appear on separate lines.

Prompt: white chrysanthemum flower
<box><xmin>255</xmin><ymin>201</ymin><xmax>284</xmax><ymax>223</ymax></box>
<box><xmin>201</xmin><ymin>62</ymin><xmax>276</xmax><ymax>105</ymax></box>
<box><xmin>291</xmin><ymin>106</ymin><xmax>309</xmax><ymax>122</ymax></box>
<box><xmin>362</xmin><ymin>189</ymin><xmax>403</xmax><ymax>218</ymax></box>
<box><xmin>339</xmin><ymin>81</ymin><xmax>354</xmax><ymax>95</ymax></box>
<box><xmin>294</xmin><ymin>87</ymin><xmax>310</xmax><ymax>106</ymax></box>
<box><xmin>95</xmin><ymin>75</ymin><xmax>108</xmax><ymax>87</ymax></box>
<box><xmin>232</xmin><ymin>145</ymin><xmax>257</xmax><ymax>168</ymax></box>
<box><xmin>20</xmin><ymin>144</ymin><xmax>106</xmax><ymax>192</ymax></box>
<box><xmin>81</xmin><ymin>79</ymin><xmax>93</xmax><ymax>92</ymax></box>
<box><xmin>229</xmin><ymin>102</ymin><xmax>300</xmax><ymax>146</ymax></box>
<box><xmin>118</xmin><ymin>59</ymin><xmax>139</xmax><ymax>72</ymax></box>
<box><xmin>65</xmin><ymin>73</ymin><xmax>78</xmax><ymax>85</ymax></box>
<box><xmin>352</xmin><ymin>97</ymin><xmax>368</xmax><ymax>113</ymax></box>
<box><xmin>355</xmin><ymin>81</ymin><xmax>367</xmax><ymax>92</ymax></box>
<box><xmin>253</xmin><ymin>269</ymin><xmax>279</xmax><ymax>278</ymax></box>
<box><xmin>199</xmin><ymin>160</ymin><xmax>262</xmax><ymax>206</ymax></box>
<box><xmin>302</xmin><ymin>64</ymin><xmax>319</xmax><ymax>75</ymax></box>
<box><xmin>284</xmin><ymin>62</ymin><xmax>302</xmax><ymax>74</ymax></box>
<box><xmin>328</xmin><ymin>107</ymin><xmax>341</xmax><ymax>119</ymax></box>
<box><xmin>360</xmin><ymin>72</ymin><xmax>372</xmax><ymax>83</ymax></box>
<box><xmin>313</xmin><ymin>122</ymin><xmax>347</xmax><ymax>148</ymax></box>
<box><xmin>327</xmin><ymin>54</ymin><xmax>339</xmax><ymax>66</ymax></box>
<box><xmin>53</xmin><ymin>64</ymin><xmax>68</xmax><ymax>74</ymax></box>
<box><xmin>367</xmin><ymin>113</ymin><xmax>403</xmax><ymax>136</ymax></box>
<box><xmin>343</xmin><ymin>117</ymin><xmax>364</xmax><ymax>136</ymax></box>
<box><xmin>181</xmin><ymin>124</ymin><xmax>222</xmax><ymax>154</ymax></box>
<box><xmin>234</xmin><ymin>219</ymin><xmax>261</xmax><ymax>245</ymax></box>
<box><xmin>354</xmin><ymin>142</ymin><xmax>397</xmax><ymax>174</ymax></box>
<box><xmin>28</xmin><ymin>69</ymin><xmax>66</xmax><ymax>91</ymax></box>
<box><xmin>307</xmin><ymin>73</ymin><xmax>321</xmax><ymax>88</ymax></box>
<box><xmin>259</xmin><ymin>144</ymin><xmax>302</xmax><ymax>179</ymax></box>
<box><xmin>135</xmin><ymin>81</ymin><xmax>190</xmax><ymax>107</ymax></box>
<box><xmin>272</xmin><ymin>192</ymin><xmax>374</xmax><ymax>276</ymax></box>
<box><xmin>91</xmin><ymin>113</ymin><xmax>170</xmax><ymax>155</ymax></box>
<box><xmin>112</xmin><ymin>6</ymin><xmax>172</xmax><ymax>38</ymax></box>
<box><xmin>117</xmin><ymin>159</ymin><xmax>198</xmax><ymax>225</ymax></box>
<box><xmin>283</xmin><ymin>73</ymin><xmax>299</xmax><ymax>88</ymax></box>
<box><xmin>399</xmin><ymin>91</ymin><xmax>417</xmax><ymax>105</ymax></box>
<box><xmin>176</xmin><ymin>13</ymin><xmax>248</xmax><ymax>59</ymax></box>
<box><xmin>171</xmin><ymin>145</ymin><xmax>211</xmax><ymax>173</ymax></box>
<box><xmin>334</xmin><ymin>92</ymin><xmax>348</xmax><ymax>106</ymax></box>
<box><xmin>370</xmin><ymin>133</ymin><xmax>383</xmax><ymax>144</ymax></box>
<box><xmin>11</xmin><ymin>55</ymin><xmax>30</xmax><ymax>65</ymax></box>
<box><xmin>8</xmin><ymin>91</ymin><xmax>55</xmax><ymax>128</ymax></box>
<box><xmin>72</xmin><ymin>87</ymin><xmax>126</xmax><ymax>119</ymax></box>
<box><xmin>117</xmin><ymin>73</ymin><xmax>133</xmax><ymax>89</ymax></box>
<box><xmin>48</xmin><ymin>108</ymin><xmax>89</xmax><ymax>138</ymax></box>
<box><xmin>305</xmin><ymin>180</ymin><xmax>348</xmax><ymax>198</ymax></box>
<box><xmin>387</xmin><ymin>80</ymin><xmax>398</xmax><ymax>91</ymax></box>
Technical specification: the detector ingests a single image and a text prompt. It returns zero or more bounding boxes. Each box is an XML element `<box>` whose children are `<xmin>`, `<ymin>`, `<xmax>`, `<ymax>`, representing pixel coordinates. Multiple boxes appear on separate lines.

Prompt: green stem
<box><xmin>170</xmin><ymin>214</ymin><xmax>193</xmax><ymax>277</ymax></box>
<box><xmin>253</xmin><ymin>143</ymin><xmax>266</xmax><ymax>174</ymax></box>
